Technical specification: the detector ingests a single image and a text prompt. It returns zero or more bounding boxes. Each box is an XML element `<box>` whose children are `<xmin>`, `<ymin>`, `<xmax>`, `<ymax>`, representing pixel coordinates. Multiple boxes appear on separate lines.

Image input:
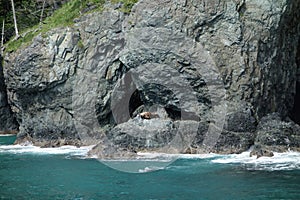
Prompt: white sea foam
<box><xmin>211</xmin><ymin>151</ymin><xmax>300</xmax><ymax>171</ymax></box>
<box><xmin>0</xmin><ymin>134</ymin><xmax>17</xmax><ymax>137</ymax></box>
<box><xmin>138</xmin><ymin>166</ymin><xmax>165</xmax><ymax>173</ymax></box>
<box><xmin>136</xmin><ymin>152</ymin><xmax>218</xmax><ymax>160</ymax></box>
<box><xmin>0</xmin><ymin>144</ymin><xmax>94</xmax><ymax>156</ymax></box>
<box><xmin>1</xmin><ymin>144</ymin><xmax>299</xmax><ymax>171</ymax></box>
<box><xmin>136</xmin><ymin>151</ymin><xmax>300</xmax><ymax>171</ymax></box>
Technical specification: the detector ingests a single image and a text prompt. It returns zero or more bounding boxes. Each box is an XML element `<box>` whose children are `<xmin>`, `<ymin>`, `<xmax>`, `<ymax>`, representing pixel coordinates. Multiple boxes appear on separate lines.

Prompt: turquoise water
<box><xmin>0</xmin><ymin>136</ymin><xmax>300</xmax><ymax>200</ymax></box>
<box><xmin>0</xmin><ymin>135</ymin><xmax>16</xmax><ymax>145</ymax></box>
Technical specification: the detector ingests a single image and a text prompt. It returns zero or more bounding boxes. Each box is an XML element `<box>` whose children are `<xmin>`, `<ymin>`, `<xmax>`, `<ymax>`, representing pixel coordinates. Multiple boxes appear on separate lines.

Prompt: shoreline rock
<box><xmin>250</xmin><ymin>113</ymin><xmax>300</xmax><ymax>156</ymax></box>
<box><xmin>0</xmin><ymin>130</ymin><xmax>18</xmax><ymax>135</ymax></box>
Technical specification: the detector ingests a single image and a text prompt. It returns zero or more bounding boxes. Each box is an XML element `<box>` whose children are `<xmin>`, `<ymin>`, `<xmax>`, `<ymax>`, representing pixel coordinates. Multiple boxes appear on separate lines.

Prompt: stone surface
<box><xmin>253</xmin><ymin>113</ymin><xmax>300</xmax><ymax>153</ymax></box>
<box><xmin>3</xmin><ymin>28</ymin><xmax>81</xmax><ymax>144</ymax></box>
<box><xmin>2</xmin><ymin>0</ymin><xmax>300</xmax><ymax>157</ymax></box>
<box><xmin>87</xmin><ymin>133</ymin><xmax>138</xmax><ymax>159</ymax></box>
<box><xmin>126</xmin><ymin>0</ymin><xmax>300</xmax><ymax>119</ymax></box>
<box><xmin>0</xmin><ymin>56</ymin><xmax>18</xmax><ymax>133</ymax></box>
<box><xmin>250</xmin><ymin>145</ymin><xmax>274</xmax><ymax>159</ymax></box>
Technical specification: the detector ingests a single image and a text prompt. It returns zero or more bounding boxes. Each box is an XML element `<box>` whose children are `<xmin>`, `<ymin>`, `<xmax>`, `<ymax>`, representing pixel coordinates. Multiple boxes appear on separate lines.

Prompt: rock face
<box><xmin>3</xmin><ymin>29</ymin><xmax>82</xmax><ymax>145</ymax></box>
<box><xmin>0</xmin><ymin>56</ymin><xmax>18</xmax><ymax>133</ymax></box>
<box><xmin>252</xmin><ymin>113</ymin><xmax>300</xmax><ymax>154</ymax></box>
<box><xmin>2</xmin><ymin>0</ymin><xmax>300</xmax><ymax>156</ymax></box>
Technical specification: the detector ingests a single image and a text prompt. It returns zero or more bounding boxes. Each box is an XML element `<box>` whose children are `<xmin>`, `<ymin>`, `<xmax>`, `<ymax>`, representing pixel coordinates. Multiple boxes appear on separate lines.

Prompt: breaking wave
<box><xmin>211</xmin><ymin>151</ymin><xmax>300</xmax><ymax>171</ymax></box>
<box><xmin>1</xmin><ymin>144</ymin><xmax>299</xmax><ymax>171</ymax></box>
<box><xmin>0</xmin><ymin>144</ymin><xmax>94</xmax><ymax>156</ymax></box>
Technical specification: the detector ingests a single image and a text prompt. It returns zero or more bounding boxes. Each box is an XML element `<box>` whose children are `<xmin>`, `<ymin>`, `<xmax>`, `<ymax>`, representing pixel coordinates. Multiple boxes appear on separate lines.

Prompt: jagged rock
<box><xmin>210</xmin><ymin>130</ymin><xmax>256</xmax><ymax>154</ymax></box>
<box><xmin>88</xmin><ymin>134</ymin><xmax>137</xmax><ymax>159</ymax></box>
<box><xmin>250</xmin><ymin>145</ymin><xmax>274</xmax><ymax>159</ymax></box>
<box><xmin>127</xmin><ymin>0</ymin><xmax>300</xmax><ymax>117</ymax></box>
<box><xmin>2</xmin><ymin>0</ymin><xmax>300</xmax><ymax>155</ymax></box>
<box><xmin>253</xmin><ymin>113</ymin><xmax>300</xmax><ymax>152</ymax></box>
<box><xmin>0</xmin><ymin>56</ymin><xmax>18</xmax><ymax>132</ymax></box>
<box><xmin>3</xmin><ymin>28</ymin><xmax>81</xmax><ymax>144</ymax></box>
<box><xmin>107</xmin><ymin>117</ymin><xmax>175</xmax><ymax>150</ymax></box>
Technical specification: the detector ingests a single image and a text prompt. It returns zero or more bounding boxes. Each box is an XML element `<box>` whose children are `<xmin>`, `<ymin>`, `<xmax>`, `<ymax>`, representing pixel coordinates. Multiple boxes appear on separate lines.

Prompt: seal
<box><xmin>139</xmin><ymin>112</ymin><xmax>159</xmax><ymax>119</ymax></box>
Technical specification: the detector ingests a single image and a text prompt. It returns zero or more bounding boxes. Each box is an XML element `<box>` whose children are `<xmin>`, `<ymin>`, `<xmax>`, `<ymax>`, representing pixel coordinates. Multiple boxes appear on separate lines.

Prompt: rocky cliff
<box><xmin>0</xmin><ymin>56</ymin><xmax>18</xmax><ymax>133</ymax></box>
<box><xmin>2</xmin><ymin>0</ymin><xmax>300</xmax><ymax>156</ymax></box>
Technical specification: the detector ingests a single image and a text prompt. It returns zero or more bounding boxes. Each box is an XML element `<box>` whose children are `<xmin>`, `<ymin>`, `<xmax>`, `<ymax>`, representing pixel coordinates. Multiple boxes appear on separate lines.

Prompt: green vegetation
<box><xmin>4</xmin><ymin>0</ymin><xmax>139</xmax><ymax>53</ymax></box>
<box><xmin>1</xmin><ymin>1</ymin><xmax>34</xmax><ymax>44</ymax></box>
<box><xmin>112</xmin><ymin>0</ymin><xmax>139</xmax><ymax>14</ymax></box>
<box><xmin>5</xmin><ymin>25</ymin><xmax>39</xmax><ymax>52</ymax></box>
<box><xmin>77</xmin><ymin>39</ymin><xmax>85</xmax><ymax>49</ymax></box>
<box><xmin>5</xmin><ymin>0</ymin><xmax>105</xmax><ymax>52</ymax></box>
<box><xmin>43</xmin><ymin>0</ymin><xmax>105</xmax><ymax>29</ymax></box>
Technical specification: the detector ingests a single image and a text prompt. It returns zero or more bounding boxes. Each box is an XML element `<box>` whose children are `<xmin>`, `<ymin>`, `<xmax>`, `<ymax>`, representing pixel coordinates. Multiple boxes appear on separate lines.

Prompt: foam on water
<box><xmin>137</xmin><ymin>151</ymin><xmax>300</xmax><ymax>171</ymax></box>
<box><xmin>211</xmin><ymin>151</ymin><xmax>300</xmax><ymax>171</ymax></box>
<box><xmin>93</xmin><ymin>152</ymin><xmax>219</xmax><ymax>173</ymax></box>
<box><xmin>138</xmin><ymin>166</ymin><xmax>165</xmax><ymax>173</ymax></box>
<box><xmin>1</xmin><ymin>143</ymin><xmax>299</xmax><ymax>171</ymax></box>
<box><xmin>0</xmin><ymin>144</ymin><xmax>94</xmax><ymax>156</ymax></box>
<box><xmin>136</xmin><ymin>152</ymin><xmax>218</xmax><ymax>160</ymax></box>
<box><xmin>0</xmin><ymin>134</ymin><xmax>17</xmax><ymax>137</ymax></box>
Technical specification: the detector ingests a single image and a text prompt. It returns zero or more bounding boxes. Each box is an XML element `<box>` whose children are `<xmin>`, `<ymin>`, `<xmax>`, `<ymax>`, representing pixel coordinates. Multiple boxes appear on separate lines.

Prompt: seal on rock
<box><xmin>139</xmin><ymin>112</ymin><xmax>159</xmax><ymax>119</ymax></box>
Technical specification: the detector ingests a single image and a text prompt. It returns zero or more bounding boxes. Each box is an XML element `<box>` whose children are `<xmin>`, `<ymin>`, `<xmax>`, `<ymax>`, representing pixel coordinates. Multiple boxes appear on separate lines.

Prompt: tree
<box><xmin>0</xmin><ymin>0</ymin><xmax>68</xmax><ymax>44</ymax></box>
<box><xmin>1</xmin><ymin>19</ymin><xmax>4</xmax><ymax>54</ymax></box>
<box><xmin>11</xmin><ymin>0</ymin><xmax>19</xmax><ymax>39</ymax></box>
<box><xmin>52</xmin><ymin>0</ymin><xmax>58</xmax><ymax>9</ymax></box>
<box><xmin>39</xmin><ymin>0</ymin><xmax>46</xmax><ymax>26</ymax></box>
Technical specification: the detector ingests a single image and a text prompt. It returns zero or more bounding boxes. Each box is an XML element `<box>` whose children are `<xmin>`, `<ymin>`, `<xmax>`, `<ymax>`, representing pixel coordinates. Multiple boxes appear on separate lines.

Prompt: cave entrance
<box><xmin>129</xmin><ymin>89</ymin><xmax>144</xmax><ymax>118</ymax></box>
<box><xmin>291</xmin><ymin>82</ymin><xmax>300</xmax><ymax>125</ymax></box>
<box><xmin>128</xmin><ymin>87</ymin><xmax>183</xmax><ymax>120</ymax></box>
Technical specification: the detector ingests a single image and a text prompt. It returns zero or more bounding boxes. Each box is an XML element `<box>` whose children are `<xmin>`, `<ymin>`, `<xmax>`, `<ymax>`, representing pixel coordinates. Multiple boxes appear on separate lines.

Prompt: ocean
<box><xmin>0</xmin><ymin>135</ymin><xmax>299</xmax><ymax>200</ymax></box>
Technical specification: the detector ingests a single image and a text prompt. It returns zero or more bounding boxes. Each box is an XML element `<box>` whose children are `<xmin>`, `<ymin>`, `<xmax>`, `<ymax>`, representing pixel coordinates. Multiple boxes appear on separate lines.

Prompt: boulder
<box><xmin>253</xmin><ymin>113</ymin><xmax>300</xmax><ymax>152</ymax></box>
<box><xmin>250</xmin><ymin>145</ymin><xmax>274</xmax><ymax>159</ymax></box>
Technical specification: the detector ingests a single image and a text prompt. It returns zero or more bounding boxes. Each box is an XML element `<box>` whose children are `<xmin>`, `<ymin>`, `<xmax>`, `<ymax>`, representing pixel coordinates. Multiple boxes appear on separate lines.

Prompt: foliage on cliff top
<box><xmin>5</xmin><ymin>0</ymin><xmax>138</xmax><ymax>53</ymax></box>
<box><xmin>112</xmin><ymin>0</ymin><xmax>138</xmax><ymax>13</ymax></box>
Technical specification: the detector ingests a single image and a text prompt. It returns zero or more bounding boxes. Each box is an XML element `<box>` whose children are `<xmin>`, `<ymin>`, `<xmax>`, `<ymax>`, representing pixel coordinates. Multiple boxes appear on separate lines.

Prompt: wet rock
<box><xmin>106</xmin><ymin>117</ymin><xmax>175</xmax><ymax>150</ymax></box>
<box><xmin>88</xmin><ymin>134</ymin><xmax>137</xmax><ymax>159</ymax></box>
<box><xmin>211</xmin><ymin>130</ymin><xmax>256</xmax><ymax>154</ymax></box>
<box><xmin>250</xmin><ymin>145</ymin><xmax>274</xmax><ymax>158</ymax></box>
<box><xmin>254</xmin><ymin>113</ymin><xmax>300</xmax><ymax>152</ymax></box>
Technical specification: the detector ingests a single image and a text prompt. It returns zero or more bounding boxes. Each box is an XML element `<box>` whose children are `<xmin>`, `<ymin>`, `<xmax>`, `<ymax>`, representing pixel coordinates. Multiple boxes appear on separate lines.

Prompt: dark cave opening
<box><xmin>291</xmin><ymin>82</ymin><xmax>300</xmax><ymax>125</ymax></box>
<box><xmin>165</xmin><ymin>106</ymin><xmax>181</xmax><ymax>120</ymax></box>
<box><xmin>129</xmin><ymin>88</ymin><xmax>182</xmax><ymax>120</ymax></box>
<box><xmin>129</xmin><ymin>89</ymin><xmax>144</xmax><ymax>118</ymax></box>
<box><xmin>128</xmin><ymin>87</ymin><xmax>200</xmax><ymax>121</ymax></box>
